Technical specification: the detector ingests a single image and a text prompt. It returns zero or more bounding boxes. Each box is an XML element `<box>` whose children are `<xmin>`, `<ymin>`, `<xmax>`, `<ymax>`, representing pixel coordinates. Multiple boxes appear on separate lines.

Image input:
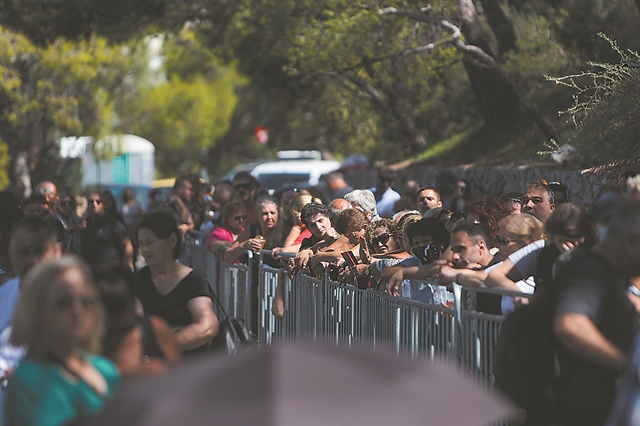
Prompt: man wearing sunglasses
<box><xmin>79</xmin><ymin>192</ymin><xmax>134</xmax><ymax>271</ymax></box>
<box><xmin>521</xmin><ymin>181</ymin><xmax>555</xmax><ymax>224</ymax></box>
<box><xmin>232</xmin><ymin>172</ymin><xmax>260</xmax><ymax>224</ymax></box>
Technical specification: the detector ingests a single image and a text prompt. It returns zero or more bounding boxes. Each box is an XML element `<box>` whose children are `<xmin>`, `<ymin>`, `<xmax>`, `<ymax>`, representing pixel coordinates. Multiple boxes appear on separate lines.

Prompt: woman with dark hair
<box><xmin>223</xmin><ymin>196</ymin><xmax>286</xmax><ymax>267</ymax></box>
<box><xmin>305</xmin><ymin>208</ymin><xmax>369</xmax><ymax>279</ymax></box>
<box><xmin>135</xmin><ymin>211</ymin><xmax>219</xmax><ymax>356</ymax></box>
<box><xmin>463</xmin><ymin>194</ymin><xmax>511</xmax><ymax>248</ymax></box>
<box><xmin>100</xmin><ymin>190</ymin><xmax>126</xmax><ymax>226</ymax></box>
<box><xmin>205</xmin><ymin>201</ymin><xmax>247</xmax><ymax>254</ymax></box>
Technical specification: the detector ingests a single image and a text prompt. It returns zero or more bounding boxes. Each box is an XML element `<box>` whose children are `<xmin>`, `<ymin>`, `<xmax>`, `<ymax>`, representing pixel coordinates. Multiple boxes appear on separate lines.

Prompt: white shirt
<box><xmin>508</xmin><ymin>239</ymin><xmax>547</xmax><ymax>278</ymax></box>
<box><xmin>0</xmin><ymin>277</ymin><xmax>20</xmax><ymax>333</ymax></box>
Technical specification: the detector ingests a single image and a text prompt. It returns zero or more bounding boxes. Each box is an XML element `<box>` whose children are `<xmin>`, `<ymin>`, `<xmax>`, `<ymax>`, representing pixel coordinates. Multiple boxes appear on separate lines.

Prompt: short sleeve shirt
<box><xmin>134</xmin><ymin>266</ymin><xmax>212</xmax><ymax>328</ymax></box>
<box><xmin>508</xmin><ymin>239</ymin><xmax>546</xmax><ymax>278</ymax></box>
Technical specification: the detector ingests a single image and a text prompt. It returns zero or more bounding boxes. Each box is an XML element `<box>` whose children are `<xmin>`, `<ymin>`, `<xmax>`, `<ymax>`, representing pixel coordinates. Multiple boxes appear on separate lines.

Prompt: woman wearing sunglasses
<box><xmin>206</xmin><ymin>201</ymin><xmax>247</xmax><ymax>254</ymax></box>
<box><xmin>339</xmin><ymin>219</ymin><xmax>412</xmax><ymax>291</ymax></box>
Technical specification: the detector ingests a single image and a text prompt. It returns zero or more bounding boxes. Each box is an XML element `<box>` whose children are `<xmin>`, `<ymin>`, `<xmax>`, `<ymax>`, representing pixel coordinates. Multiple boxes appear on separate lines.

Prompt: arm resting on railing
<box><xmin>485</xmin><ymin>259</ymin><xmax>524</xmax><ymax>292</ymax></box>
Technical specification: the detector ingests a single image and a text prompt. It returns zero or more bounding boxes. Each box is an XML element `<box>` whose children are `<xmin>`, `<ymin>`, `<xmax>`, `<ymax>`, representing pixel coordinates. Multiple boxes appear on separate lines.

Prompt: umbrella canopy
<box><xmin>85</xmin><ymin>342</ymin><xmax>520</xmax><ymax>425</ymax></box>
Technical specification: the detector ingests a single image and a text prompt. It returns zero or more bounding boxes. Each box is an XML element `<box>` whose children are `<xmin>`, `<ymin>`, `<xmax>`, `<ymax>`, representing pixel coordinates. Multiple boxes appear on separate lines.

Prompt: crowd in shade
<box><xmin>0</xmin><ymin>166</ymin><xmax>639</xmax><ymax>426</ymax></box>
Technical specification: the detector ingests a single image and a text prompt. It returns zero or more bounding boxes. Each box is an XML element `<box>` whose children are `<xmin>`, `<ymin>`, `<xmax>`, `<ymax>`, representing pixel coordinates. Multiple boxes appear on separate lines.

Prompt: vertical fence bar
<box><xmin>183</xmin><ymin>243</ymin><xmax>526</xmax><ymax>386</ymax></box>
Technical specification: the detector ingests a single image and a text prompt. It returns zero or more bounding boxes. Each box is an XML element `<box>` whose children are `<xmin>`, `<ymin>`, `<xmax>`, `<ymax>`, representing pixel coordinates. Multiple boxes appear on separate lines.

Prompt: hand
<box><xmin>337</xmin><ymin>265</ymin><xmax>356</xmax><ymax>285</ymax></box>
<box><xmin>559</xmin><ymin>241</ymin><xmax>575</xmax><ymax>252</ymax></box>
<box><xmin>294</xmin><ymin>249</ymin><xmax>313</xmax><ymax>269</ymax></box>
<box><xmin>386</xmin><ymin>270</ymin><xmax>405</xmax><ymax>297</ymax></box>
<box><xmin>177</xmin><ymin>224</ymin><xmax>190</xmax><ymax>236</ymax></box>
<box><xmin>436</xmin><ymin>265</ymin><xmax>458</xmax><ymax>285</ymax></box>
<box><xmin>242</xmin><ymin>238</ymin><xmax>262</xmax><ymax>252</ymax></box>
<box><xmin>354</xmin><ymin>263</ymin><xmax>369</xmax><ymax>277</ymax></box>
<box><xmin>359</xmin><ymin>236</ymin><xmax>371</xmax><ymax>264</ymax></box>
<box><xmin>271</xmin><ymin>247</ymin><xmax>282</xmax><ymax>258</ymax></box>
<box><xmin>78</xmin><ymin>218</ymin><xmax>88</xmax><ymax>230</ymax></box>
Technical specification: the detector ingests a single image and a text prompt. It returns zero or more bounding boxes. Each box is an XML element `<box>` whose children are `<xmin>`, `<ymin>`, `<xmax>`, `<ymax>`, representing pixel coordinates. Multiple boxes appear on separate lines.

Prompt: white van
<box><xmin>250</xmin><ymin>150</ymin><xmax>341</xmax><ymax>193</ymax></box>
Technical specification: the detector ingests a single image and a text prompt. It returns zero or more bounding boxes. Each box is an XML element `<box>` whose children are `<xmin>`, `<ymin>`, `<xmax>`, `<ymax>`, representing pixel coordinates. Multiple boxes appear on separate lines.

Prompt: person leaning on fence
<box><xmin>386</xmin><ymin>221</ymin><xmax>494</xmax><ymax>303</ymax></box>
<box><xmin>306</xmin><ymin>208</ymin><xmax>369</xmax><ymax>279</ymax></box>
<box><xmin>486</xmin><ymin>203</ymin><xmax>598</xmax><ymax>299</ymax></box>
<box><xmin>287</xmin><ymin>203</ymin><xmax>340</xmax><ymax>279</ymax></box>
<box><xmin>205</xmin><ymin>201</ymin><xmax>247</xmax><ymax>254</ymax></box>
<box><xmin>271</xmin><ymin>193</ymin><xmax>322</xmax><ymax>257</ymax></box>
<box><xmin>483</xmin><ymin>215</ymin><xmax>546</xmax><ymax>315</ymax></box>
<box><xmin>338</xmin><ymin>218</ymin><xmax>411</xmax><ymax>291</ymax></box>
<box><xmin>384</xmin><ymin>217</ymin><xmax>451</xmax><ymax>300</ymax></box>
<box><xmin>224</xmin><ymin>196</ymin><xmax>286</xmax><ymax>268</ymax></box>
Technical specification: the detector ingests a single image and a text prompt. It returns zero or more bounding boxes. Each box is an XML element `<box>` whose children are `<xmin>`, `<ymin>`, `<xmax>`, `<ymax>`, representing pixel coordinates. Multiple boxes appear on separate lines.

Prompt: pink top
<box><xmin>206</xmin><ymin>226</ymin><xmax>237</xmax><ymax>251</ymax></box>
<box><xmin>293</xmin><ymin>228</ymin><xmax>313</xmax><ymax>245</ymax></box>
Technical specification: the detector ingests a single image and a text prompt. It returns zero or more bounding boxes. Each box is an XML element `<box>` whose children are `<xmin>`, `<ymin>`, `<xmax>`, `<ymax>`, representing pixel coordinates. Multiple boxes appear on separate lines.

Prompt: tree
<box><xmin>547</xmin><ymin>35</ymin><xmax>640</xmax><ymax>173</ymax></box>
<box><xmin>124</xmin><ymin>31</ymin><xmax>244</xmax><ymax>177</ymax></box>
<box><xmin>0</xmin><ymin>27</ymin><xmax>145</xmax><ymax>189</ymax></box>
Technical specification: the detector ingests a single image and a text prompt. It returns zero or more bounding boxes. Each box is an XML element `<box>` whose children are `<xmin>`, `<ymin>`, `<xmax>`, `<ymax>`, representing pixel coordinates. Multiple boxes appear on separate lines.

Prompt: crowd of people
<box><xmin>0</xmin><ymin>166</ymin><xmax>638</xmax><ymax>425</ymax></box>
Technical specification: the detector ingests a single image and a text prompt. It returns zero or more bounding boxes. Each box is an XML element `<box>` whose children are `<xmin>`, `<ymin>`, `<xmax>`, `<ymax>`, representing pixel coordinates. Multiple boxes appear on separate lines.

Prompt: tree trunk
<box><xmin>480</xmin><ymin>0</ymin><xmax>517</xmax><ymax>58</ymax></box>
<box><xmin>456</xmin><ymin>0</ymin><xmax>528</xmax><ymax>129</ymax></box>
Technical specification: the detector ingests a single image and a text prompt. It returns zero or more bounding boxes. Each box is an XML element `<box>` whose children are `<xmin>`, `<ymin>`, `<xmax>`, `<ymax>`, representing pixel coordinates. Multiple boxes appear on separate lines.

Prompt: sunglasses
<box><xmin>372</xmin><ymin>233</ymin><xmax>393</xmax><ymax>246</ymax></box>
<box><xmin>233</xmin><ymin>183</ymin><xmax>252</xmax><ymax>191</ymax></box>
<box><xmin>89</xmin><ymin>199</ymin><xmax>102</xmax><ymax>205</ymax></box>
<box><xmin>497</xmin><ymin>237</ymin><xmax>521</xmax><ymax>246</ymax></box>
<box><xmin>233</xmin><ymin>215</ymin><xmax>248</xmax><ymax>221</ymax></box>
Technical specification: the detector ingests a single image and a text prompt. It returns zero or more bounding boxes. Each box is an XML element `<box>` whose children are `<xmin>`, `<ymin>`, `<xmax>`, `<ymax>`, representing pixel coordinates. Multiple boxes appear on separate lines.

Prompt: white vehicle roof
<box><xmin>250</xmin><ymin>159</ymin><xmax>341</xmax><ymax>191</ymax></box>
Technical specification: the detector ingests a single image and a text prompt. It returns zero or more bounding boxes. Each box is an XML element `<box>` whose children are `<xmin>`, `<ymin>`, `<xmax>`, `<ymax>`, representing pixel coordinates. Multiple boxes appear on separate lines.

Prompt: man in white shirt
<box><xmin>0</xmin><ymin>217</ymin><xmax>62</xmax><ymax>424</ymax></box>
<box><xmin>370</xmin><ymin>166</ymin><xmax>401</xmax><ymax>219</ymax></box>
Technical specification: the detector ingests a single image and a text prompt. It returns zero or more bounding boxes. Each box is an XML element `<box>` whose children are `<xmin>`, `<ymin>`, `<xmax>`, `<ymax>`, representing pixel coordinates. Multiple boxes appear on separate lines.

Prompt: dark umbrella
<box><xmin>85</xmin><ymin>342</ymin><xmax>520</xmax><ymax>425</ymax></box>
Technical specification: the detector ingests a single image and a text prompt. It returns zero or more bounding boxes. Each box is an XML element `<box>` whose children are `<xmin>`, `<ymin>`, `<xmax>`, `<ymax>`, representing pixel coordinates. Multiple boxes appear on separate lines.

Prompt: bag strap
<box><xmin>209</xmin><ymin>288</ymin><xmax>230</xmax><ymax>321</ymax></box>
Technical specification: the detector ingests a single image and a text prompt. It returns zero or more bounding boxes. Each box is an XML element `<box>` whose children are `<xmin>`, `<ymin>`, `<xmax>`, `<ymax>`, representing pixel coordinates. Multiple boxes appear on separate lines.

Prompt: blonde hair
<box><xmin>289</xmin><ymin>193</ymin><xmax>321</xmax><ymax>217</ymax></box>
<box><xmin>10</xmin><ymin>256</ymin><xmax>104</xmax><ymax>355</ymax></box>
<box><xmin>499</xmin><ymin>214</ymin><xmax>546</xmax><ymax>244</ymax></box>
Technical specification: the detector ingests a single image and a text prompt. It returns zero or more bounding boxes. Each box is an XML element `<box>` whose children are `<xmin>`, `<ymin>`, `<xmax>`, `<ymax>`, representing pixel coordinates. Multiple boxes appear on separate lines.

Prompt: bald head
<box><xmin>34</xmin><ymin>181</ymin><xmax>58</xmax><ymax>214</ymax></box>
<box><xmin>328</xmin><ymin>198</ymin><xmax>352</xmax><ymax>225</ymax></box>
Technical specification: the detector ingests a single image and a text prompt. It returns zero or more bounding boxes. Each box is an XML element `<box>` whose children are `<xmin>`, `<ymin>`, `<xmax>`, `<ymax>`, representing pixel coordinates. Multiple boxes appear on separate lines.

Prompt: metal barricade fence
<box><xmin>183</xmin><ymin>242</ymin><xmax>533</xmax><ymax>384</ymax></box>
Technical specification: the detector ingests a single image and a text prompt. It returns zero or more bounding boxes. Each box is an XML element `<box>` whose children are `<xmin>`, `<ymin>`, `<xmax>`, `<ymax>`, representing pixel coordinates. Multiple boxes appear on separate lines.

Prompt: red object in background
<box><xmin>254</xmin><ymin>125</ymin><xmax>270</xmax><ymax>144</ymax></box>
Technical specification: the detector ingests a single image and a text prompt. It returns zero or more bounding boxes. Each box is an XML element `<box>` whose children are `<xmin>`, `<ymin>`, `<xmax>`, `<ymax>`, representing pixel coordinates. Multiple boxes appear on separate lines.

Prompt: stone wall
<box><xmin>343</xmin><ymin>163</ymin><xmax>616</xmax><ymax>208</ymax></box>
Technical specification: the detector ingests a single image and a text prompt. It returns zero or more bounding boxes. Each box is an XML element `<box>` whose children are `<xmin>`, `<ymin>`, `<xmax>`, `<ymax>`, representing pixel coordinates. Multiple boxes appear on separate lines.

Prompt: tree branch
<box><xmin>379</xmin><ymin>7</ymin><xmax>561</xmax><ymax>143</ymax></box>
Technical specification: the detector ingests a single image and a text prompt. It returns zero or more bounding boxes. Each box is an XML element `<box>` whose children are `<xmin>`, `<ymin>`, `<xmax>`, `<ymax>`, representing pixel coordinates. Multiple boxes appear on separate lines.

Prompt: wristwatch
<box><xmin>364</xmin><ymin>265</ymin><xmax>371</xmax><ymax>277</ymax></box>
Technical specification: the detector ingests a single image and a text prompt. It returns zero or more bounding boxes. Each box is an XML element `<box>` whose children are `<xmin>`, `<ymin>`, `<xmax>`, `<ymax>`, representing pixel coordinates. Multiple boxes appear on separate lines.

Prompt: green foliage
<box><xmin>0</xmin><ymin>139</ymin><xmax>9</xmax><ymax>189</ymax></box>
<box><xmin>128</xmin><ymin>32</ymin><xmax>244</xmax><ymax>177</ymax></box>
<box><xmin>0</xmin><ymin>26</ymin><xmax>145</xmax><ymax>186</ymax></box>
<box><xmin>547</xmin><ymin>34</ymin><xmax>640</xmax><ymax>171</ymax></box>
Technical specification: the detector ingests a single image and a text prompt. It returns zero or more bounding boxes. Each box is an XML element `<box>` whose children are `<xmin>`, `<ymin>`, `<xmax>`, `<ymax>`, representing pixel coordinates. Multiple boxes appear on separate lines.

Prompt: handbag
<box><xmin>208</xmin><ymin>291</ymin><xmax>257</xmax><ymax>355</ymax></box>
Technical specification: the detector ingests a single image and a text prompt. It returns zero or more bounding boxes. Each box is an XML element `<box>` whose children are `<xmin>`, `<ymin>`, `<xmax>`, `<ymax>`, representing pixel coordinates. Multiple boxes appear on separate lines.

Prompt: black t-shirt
<box><xmin>476</xmin><ymin>255</ymin><xmax>501</xmax><ymax>315</ymax></box>
<box><xmin>135</xmin><ymin>266</ymin><xmax>213</xmax><ymax>354</ymax></box>
<box><xmin>554</xmin><ymin>250</ymin><xmax>638</xmax><ymax>424</ymax></box>
<box><xmin>80</xmin><ymin>213</ymin><xmax>129</xmax><ymax>267</ymax></box>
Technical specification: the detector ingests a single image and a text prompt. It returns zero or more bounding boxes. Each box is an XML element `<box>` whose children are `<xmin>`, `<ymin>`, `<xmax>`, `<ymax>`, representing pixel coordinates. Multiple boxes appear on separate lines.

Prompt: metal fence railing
<box><xmin>183</xmin><ymin>241</ymin><xmax>532</xmax><ymax>384</ymax></box>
